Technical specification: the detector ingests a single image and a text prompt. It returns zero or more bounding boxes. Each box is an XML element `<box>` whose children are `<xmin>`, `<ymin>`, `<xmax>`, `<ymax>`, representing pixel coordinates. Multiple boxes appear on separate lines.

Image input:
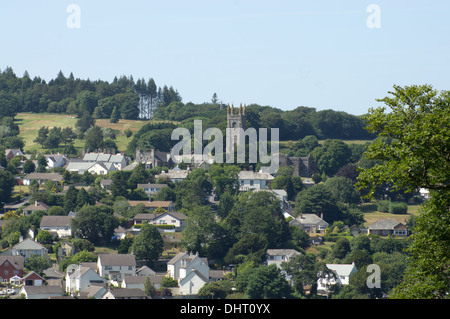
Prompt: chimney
<box><xmin>35</xmin><ymin>200</ymin><xmax>38</xmax><ymax>207</ymax></box>
<box><xmin>321</xmin><ymin>212</ymin><xmax>323</xmax><ymax>220</ymax></box>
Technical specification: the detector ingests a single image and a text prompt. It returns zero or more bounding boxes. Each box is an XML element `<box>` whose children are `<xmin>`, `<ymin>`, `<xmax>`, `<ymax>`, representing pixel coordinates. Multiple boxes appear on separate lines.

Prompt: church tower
<box><xmin>226</xmin><ymin>103</ymin><xmax>246</xmax><ymax>154</ymax></box>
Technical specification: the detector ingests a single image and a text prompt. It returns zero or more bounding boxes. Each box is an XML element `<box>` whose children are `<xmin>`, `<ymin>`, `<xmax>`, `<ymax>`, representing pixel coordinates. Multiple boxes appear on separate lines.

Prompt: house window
<box><xmin>105</xmin><ymin>266</ymin><xmax>112</xmax><ymax>270</ymax></box>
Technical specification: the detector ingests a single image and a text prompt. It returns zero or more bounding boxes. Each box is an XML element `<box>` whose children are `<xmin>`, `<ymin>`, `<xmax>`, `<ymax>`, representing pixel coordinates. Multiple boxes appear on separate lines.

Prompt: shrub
<box><xmin>389</xmin><ymin>202</ymin><xmax>408</xmax><ymax>214</ymax></box>
<box><xmin>377</xmin><ymin>200</ymin><xmax>391</xmax><ymax>213</ymax></box>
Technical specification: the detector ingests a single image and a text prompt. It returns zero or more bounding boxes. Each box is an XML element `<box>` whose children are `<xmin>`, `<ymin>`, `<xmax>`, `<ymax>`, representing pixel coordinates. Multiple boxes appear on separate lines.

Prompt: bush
<box><xmin>377</xmin><ymin>200</ymin><xmax>391</xmax><ymax>213</ymax></box>
<box><xmin>389</xmin><ymin>202</ymin><xmax>408</xmax><ymax>214</ymax></box>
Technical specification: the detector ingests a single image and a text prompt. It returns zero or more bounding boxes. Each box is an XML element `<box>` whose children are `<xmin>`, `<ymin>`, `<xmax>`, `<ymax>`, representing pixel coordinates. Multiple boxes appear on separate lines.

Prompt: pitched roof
<box><xmin>155</xmin><ymin>211</ymin><xmax>187</xmax><ymax>221</ymax></box>
<box><xmin>23</xmin><ymin>201</ymin><xmax>50</xmax><ymax>212</ymax></box>
<box><xmin>326</xmin><ymin>263</ymin><xmax>357</xmax><ymax>277</ymax></box>
<box><xmin>238</xmin><ymin>170</ymin><xmax>274</xmax><ymax>180</ymax></box>
<box><xmin>107</xmin><ymin>288</ymin><xmax>147</xmax><ymax>298</ymax></box>
<box><xmin>368</xmin><ymin>219</ymin><xmax>404</xmax><ymax>230</ymax></box>
<box><xmin>0</xmin><ymin>256</ymin><xmax>24</xmax><ymax>269</ymax></box>
<box><xmin>40</xmin><ymin>215</ymin><xmax>73</xmax><ymax>228</ymax></box>
<box><xmin>291</xmin><ymin>213</ymin><xmax>328</xmax><ymax>225</ymax></box>
<box><xmin>98</xmin><ymin>254</ymin><xmax>136</xmax><ymax>267</ymax></box>
<box><xmin>23</xmin><ymin>172</ymin><xmax>63</xmax><ymax>181</ymax></box>
<box><xmin>266</xmin><ymin>249</ymin><xmax>301</xmax><ymax>257</ymax></box>
<box><xmin>12</xmin><ymin>238</ymin><xmax>47</xmax><ymax>251</ymax></box>
<box><xmin>137</xmin><ymin>183</ymin><xmax>168</xmax><ymax>189</ymax></box>
<box><xmin>22</xmin><ymin>285</ymin><xmax>63</xmax><ymax>295</ymax></box>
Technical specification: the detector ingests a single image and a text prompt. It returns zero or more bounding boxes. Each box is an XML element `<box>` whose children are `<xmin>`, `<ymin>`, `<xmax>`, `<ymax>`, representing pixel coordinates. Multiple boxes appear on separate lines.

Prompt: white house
<box><xmin>265</xmin><ymin>249</ymin><xmax>301</xmax><ymax>268</ymax></box>
<box><xmin>179</xmin><ymin>270</ymin><xmax>209</xmax><ymax>295</ymax></box>
<box><xmin>167</xmin><ymin>251</ymin><xmax>209</xmax><ymax>295</ymax></box>
<box><xmin>238</xmin><ymin>170</ymin><xmax>274</xmax><ymax>191</ymax></box>
<box><xmin>152</xmin><ymin>211</ymin><xmax>187</xmax><ymax>232</ymax></box>
<box><xmin>82</xmin><ymin>152</ymin><xmax>127</xmax><ymax>170</ymax></box>
<box><xmin>66</xmin><ymin>161</ymin><xmax>116</xmax><ymax>175</ymax></box>
<box><xmin>289</xmin><ymin>213</ymin><xmax>329</xmax><ymax>234</ymax></box>
<box><xmin>43</xmin><ymin>154</ymin><xmax>66</xmax><ymax>169</ymax></box>
<box><xmin>317</xmin><ymin>263</ymin><xmax>357</xmax><ymax>293</ymax></box>
<box><xmin>137</xmin><ymin>183</ymin><xmax>168</xmax><ymax>196</ymax></box>
<box><xmin>40</xmin><ymin>215</ymin><xmax>73</xmax><ymax>238</ymax></box>
<box><xmin>9</xmin><ymin>238</ymin><xmax>48</xmax><ymax>260</ymax></box>
<box><xmin>65</xmin><ymin>264</ymin><xmax>105</xmax><ymax>294</ymax></box>
<box><xmin>155</xmin><ymin>169</ymin><xmax>190</xmax><ymax>183</ymax></box>
<box><xmin>97</xmin><ymin>254</ymin><xmax>136</xmax><ymax>283</ymax></box>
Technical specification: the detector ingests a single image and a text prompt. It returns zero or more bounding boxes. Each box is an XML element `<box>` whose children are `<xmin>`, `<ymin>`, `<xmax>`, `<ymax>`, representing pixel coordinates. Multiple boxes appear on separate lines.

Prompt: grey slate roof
<box><xmin>98</xmin><ymin>254</ymin><xmax>136</xmax><ymax>267</ymax></box>
<box><xmin>40</xmin><ymin>215</ymin><xmax>73</xmax><ymax>228</ymax></box>
<box><xmin>368</xmin><ymin>219</ymin><xmax>404</xmax><ymax>230</ymax></box>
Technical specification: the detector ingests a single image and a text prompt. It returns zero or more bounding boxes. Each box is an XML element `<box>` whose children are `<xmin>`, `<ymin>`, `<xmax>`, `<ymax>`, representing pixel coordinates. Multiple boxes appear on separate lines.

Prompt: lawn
<box><xmin>360</xmin><ymin>202</ymin><xmax>422</xmax><ymax>226</ymax></box>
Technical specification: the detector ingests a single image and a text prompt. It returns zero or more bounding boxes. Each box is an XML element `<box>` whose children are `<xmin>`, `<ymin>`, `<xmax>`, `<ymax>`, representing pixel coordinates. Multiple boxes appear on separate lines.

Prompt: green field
<box><xmin>15</xmin><ymin>113</ymin><xmax>153</xmax><ymax>153</ymax></box>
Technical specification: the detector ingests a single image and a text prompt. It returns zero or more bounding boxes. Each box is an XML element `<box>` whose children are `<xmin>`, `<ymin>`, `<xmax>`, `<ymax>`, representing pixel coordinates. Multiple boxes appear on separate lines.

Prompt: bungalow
<box><xmin>22</xmin><ymin>201</ymin><xmax>50</xmax><ymax>215</ymax></box>
<box><xmin>40</xmin><ymin>215</ymin><xmax>73</xmax><ymax>238</ymax></box>
<box><xmin>0</xmin><ymin>256</ymin><xmax>24</xmax><ymax>283</ymax></box>
<box><xmin>19</xmin><ymin>285</ymin><xmax>63</xmax><ymax>299</ymax></box>
<box><xmin>317</xmin><ymin>263</ymin><xmax>357</xmax><ymax>294</ymax></box>
<box><xmin>238</xmin><ymin>170</ymin><xmax>274</xmax><ymax>191</ymax></box>
<box><xmin>100</xmin><ymin>179</ymin><xmax>113</xmax><ymax>191</ymax></box>
<box><xmin>122</xmin><ymin>274</ymin><xmax>165</xmax><ymax>291</ymax></box>
<box><xmin>132</xmin><ymin>211</ymin><xmax>187</xmax><ymax>232</ymax></box>
<box><xmin>102</xmin><ymin>288</ymin><xmax>147</xmax><ymax>299</ymax></box>
<box><xmin>290</xmin><ymin>213</ymin><xmax>329</xmax><ymax>234</ymax></box>
<box><xmin>367</xmin><ymin>219</ymin><xmax>408</xmax><ymax>237</ymax></box>
<box><xmin>97</xmin><ymin>254</ymin><xmax>136</xmax><ymax>282</ymax></box>
<box><xmin>22</xmin><ymin>172</ymin><xmax>63</xmax><ymax>186</ymax></box>
<box><xmin>9</xmin><ymin>238</ymin><xmax>48</xmax><ymax>260</ymax></box>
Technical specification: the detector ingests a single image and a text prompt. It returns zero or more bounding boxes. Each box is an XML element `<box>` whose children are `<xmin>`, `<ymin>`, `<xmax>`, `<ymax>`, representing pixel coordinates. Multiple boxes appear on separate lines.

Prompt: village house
<box><xmin>18</xmin><ymin>285</ymin><xmax>63</xmax><ymax>299</ymax></box>
<box><xmin>66</xmin><ymin>161</ymin><xmax>116</xmax><ymax>175</ymax></box>
<box><xmin>289</xmin><ymin>213</ymin><xmax>329</xmax><ymax>234</ymax></box>
<box><xmin>317</xmin><ymin>263</ymin><xmax>357</xmax><ymax>294</ymax></box>
<box><xmin>137</xmin><ymin>183</ymin><xmax>168</xmax><ymax>196</ymax></box>
<box><xmin>167</xmin><ymin>251</ymin><xmax>210</xmax><ymax>295</ymax></box>
<box><xmin>132</xmin><ymin>211</ymin><xmax>187</xmax><ymax>232</ymax></box>
<box><xmin>128</xmin><ymin>200</ymin><xmax>174</xmax><ymax>212</ymax></box>
<box><xmin>5</xmin><ymin>149</ymin><xmax>24</xmax><ymax>161</ymax></box>
<box><xmin>265</xmin><ymin>249</ymin><xmax>302</xmax><ymax>268</ymax></box>
<box><xmin>40</xmin><ymin>215</ymin><xmax>74</xmax><ymax>238</ymax></box>
<box><xmin>82</xmin><ymin>152</ymin><xmax>128</xmax><ymax>170</ymax></box>
<box><xmin>155</xmin><ymin>168</ymin><xmax>190</xmax><ymax>183</ymax></box>
<box><xmin>238</xmin><ymin>170</ymin><xmax>274</xmax><ymax>191</ymax></box>
<box><xmin>102</xmin><ymin>287</ymin><xmax>147</xmax><ymax>299</ymax></box>
<box><xmin>0</xmin><ymin>256</ymin><xmax>24</xmax><ymax>283</ymax></box>
<box><xmin>97</xmin><ymin>254</ymin><xmax>136</xmax><ymax>283</ymax></box>
<box><xmin>367</xmin><ymin>219</ymin><xmax>408</xmax><ymax>237</ymax></box>
<box><xmin>65</xmin><ymin>263</ymin><xmax>105</xmax><ymax>294</ymax></box>
<box><xmin>22</xmin><ymin>172</ymin><xmax>63</xmax><ymax>186</ymax></box>
<box><xmin>22</xmin><ymin>201</ymin><xmax>50</xmax><ymax>216</ymax></box>
<box><xmin>122</xmin><ymin>274</ymin><xmax>165</xmax><ymax>291</ymax></box>
<box><xmin>7</xmin><ymin>238</ymin><xmax>48</xmax><ymax>260</ymax></box>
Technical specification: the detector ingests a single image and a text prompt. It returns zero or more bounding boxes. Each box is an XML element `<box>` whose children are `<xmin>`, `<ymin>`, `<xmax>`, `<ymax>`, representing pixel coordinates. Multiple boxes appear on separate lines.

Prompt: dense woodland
<box><xmin>0</xmin><ymin>67</ymin><xmax>375</xmax><ymax>146</ymax></box>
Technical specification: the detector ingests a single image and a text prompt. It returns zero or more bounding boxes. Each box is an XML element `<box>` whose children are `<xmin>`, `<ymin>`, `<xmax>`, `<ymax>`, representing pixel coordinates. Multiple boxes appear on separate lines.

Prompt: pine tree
<box><xmin>110</xmin><ymin>105</ymin><xmax>119</xmax><ymax>123</ymax></box>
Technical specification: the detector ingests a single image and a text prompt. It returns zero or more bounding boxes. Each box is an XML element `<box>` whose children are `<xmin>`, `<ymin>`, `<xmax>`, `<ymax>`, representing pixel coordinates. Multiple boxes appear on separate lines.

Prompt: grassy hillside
<box><xmin>15</xmin><ymin>113</ymin><xmax>151</xmax><ymax>153</ymax></box>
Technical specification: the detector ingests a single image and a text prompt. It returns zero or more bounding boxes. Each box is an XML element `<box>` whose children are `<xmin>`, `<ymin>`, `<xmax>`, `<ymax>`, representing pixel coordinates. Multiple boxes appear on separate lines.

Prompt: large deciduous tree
<box><xmin>357</xmin><ymin>84</ymin><xmax>450</xmax><ymax>299</ymax></box>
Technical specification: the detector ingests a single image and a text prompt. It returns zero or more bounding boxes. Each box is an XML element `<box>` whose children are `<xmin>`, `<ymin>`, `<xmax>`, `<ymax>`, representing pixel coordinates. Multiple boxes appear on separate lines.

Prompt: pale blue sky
<box><xmin>1</xmin><ymin>1</ymin><xmax>449</xmax><ymax>115</ymax></box>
